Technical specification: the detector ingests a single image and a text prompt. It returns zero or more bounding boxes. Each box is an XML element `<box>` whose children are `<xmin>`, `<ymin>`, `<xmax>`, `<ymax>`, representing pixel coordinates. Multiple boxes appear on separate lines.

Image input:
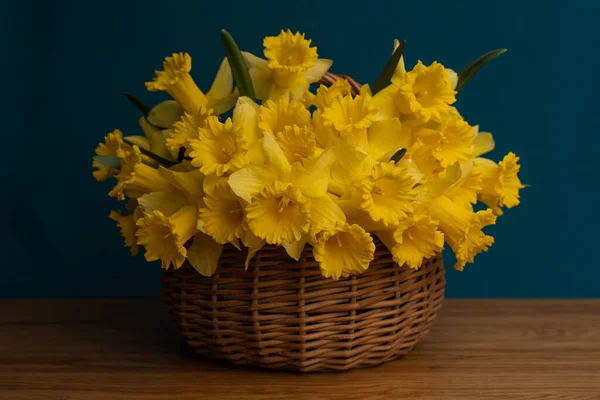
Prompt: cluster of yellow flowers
<box><xmin>93</xmin><ymin>30</ymin><xmax>524</xmax><ymax>279</ymax></box>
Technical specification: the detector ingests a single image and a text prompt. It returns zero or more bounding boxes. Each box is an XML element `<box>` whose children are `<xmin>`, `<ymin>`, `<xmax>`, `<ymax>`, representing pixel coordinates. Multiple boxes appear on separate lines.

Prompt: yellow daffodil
<box><xmin>229</xmin><ymin>132</ymin><xmax>336</xmax><ymax>248</ymax></box>
<box><xmin>428</xmin><ymin>195</ymin><xmax>496</xmax><ymax>271</ymax></box>
<box><xmin>199</xmin><ymin>182</ymin><xmax>246</xmax><ymax>247</ymax></box>
<box><xmin>243</xmin><ymin>30</ymin><xmax>332</xmax><ymax>101</ymax></box>
<box><xmin>229</xmin><ymin>132</ymin><xmax>334</xmax><ymax>203</ymax></box>
<box><xmin>188</xmin><ymin>116</ymin><xmax>248</xmax><ymax>176</ymax></box>
<box><xmin>136</xmin><ymin>205</ymin><xmax>197</xmax><ymax>269</ymax></box>
<box><xmin>136</xmin><ymin>117</ymin><xmax>177</xmax><ymax>162</ymax></box>
<box><xmin>321</xmin><ymin>94</ymin><xmax>408</xmax><ymax>161</ymax></box>
<box><xmin>448</xmin><ymin>166</ymin><xmax>482</xmax><ymax>210</ymax></box>
<box><xmin>246</xmin><ymin>181</ymin><xmax>311</xmax><ymax>245</ymax></box>
<box><xmin>135</xmin><ymin>166</ymin><xmax>224</xmax><ymax>274</ymax></box>
<box><xmin>313</xmin><ymin>222</ymin><xmax>375</xmax><ymax>280</ymax></box>
<box><xmin>145</xmin><ymin>53</ymin><xmax>236</xmax><ymax>115</ymax></box>
<box><xmin>258</xmin><ymin>97</ymin><xmax>312</xmax><ymax>135</ymax></box>
<box><xmin>108</xmin><ymin>146</ymin><xmax>170</xmax><ymax>200</ymax></box>
<box><xmin>428</xmin><ymin>161</ymin><xmax>481</xmax><ymax>210</ymax></box>
<box><xmin>474</xmin><ymin>152</ymin><xmax>525</xmax><ymax>215</ymax></box>
<box><xmin>305</xmin><ymin>81</ymin><xmax>353</xmax><ymax>150</ymax></box>
<box><xmin>354</xmin><ymin>161</ymin><xmax>417</xmax><ymax>227</ymax></box>
<box><xmin>92</xmin><ymin>129</ymin><xmax>129</xmax><ymax>181</ymax></box>
<box><xmin>146</xmin><ymin>100</ymin><xmax>184</xmax><ymax>129</ymax></box>
<box><xmin>276</xmin><ymin>125</ymin><xmax>317</xmax><ymax>164</ymax></box>
<box><xmin>409</xmin><ymin>115</ymin><xmax>475</xmax><ymax>178</ymax></box>
<box><xmin>109</xmin><ymin>209</ymin><xmax>142</xmax><ymax>256</ymax></box>
<box><xmin>304</xmin><ymin>79</ymin><xmax>352</xmax><ymax>110</ymax></box>
<box><xmin>167</xmin><ymin>105</ymin><xmax>213</xmax><ymax>153</ymax></box>
<box><xmin>393</xmin><ymin>61</ymin><xmax>456</xmax><ymax>122</ymax></box>
<box><xmin>322</xmin><ymin>94</ymin><xmax>379</xmax><ymax>146</ymax></box>
<box><xmin>471</xmin><ymin>125</ymin><xmax>496</xmax><ymax>157</ymax></box>
<box><xmin>377</xmin><ymin>213</ymin><xmax>444</xmax><ymax>270</ymax></box>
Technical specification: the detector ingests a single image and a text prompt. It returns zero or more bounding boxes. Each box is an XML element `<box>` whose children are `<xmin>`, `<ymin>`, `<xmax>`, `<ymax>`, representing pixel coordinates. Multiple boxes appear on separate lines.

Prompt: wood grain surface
<box><xmin>0</xmin><ymin>299</ymin><xmax>598</xmax><ymax>399</ymax></box>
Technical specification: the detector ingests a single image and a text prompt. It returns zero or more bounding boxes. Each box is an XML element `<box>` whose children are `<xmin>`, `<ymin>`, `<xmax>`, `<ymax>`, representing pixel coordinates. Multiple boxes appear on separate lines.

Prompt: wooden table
<box><xmin>1</xmin><ymin>300</ymin><xmax>599</xmax><ymax>399</ymax></box>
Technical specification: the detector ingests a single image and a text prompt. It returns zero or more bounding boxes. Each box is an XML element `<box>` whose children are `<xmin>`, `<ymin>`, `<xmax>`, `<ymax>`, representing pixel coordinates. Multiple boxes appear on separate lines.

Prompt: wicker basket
<box><xmin>160</xmin><ymin>73</ymin><xmax>445</xmax><ymax>372</ymax></box>
<box><xmin>161</xmin><ymin>238</ymin><xmax>445</xmax><ymax>372</ymax></box>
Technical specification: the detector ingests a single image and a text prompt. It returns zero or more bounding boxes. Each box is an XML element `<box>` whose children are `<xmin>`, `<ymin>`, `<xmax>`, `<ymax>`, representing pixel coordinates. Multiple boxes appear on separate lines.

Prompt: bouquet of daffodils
<box><xmin>93</xmin><ymin>30</ymin><xmax>524</xmax><ymax>280</ymax></box>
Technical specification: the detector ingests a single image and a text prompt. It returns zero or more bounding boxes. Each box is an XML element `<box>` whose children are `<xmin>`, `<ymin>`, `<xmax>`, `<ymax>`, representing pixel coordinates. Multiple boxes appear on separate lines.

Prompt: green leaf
<box><xmin>221</xmin><ymin>30</ymin><xmax>256</xmax><ymax>101</ymax></box>
<box><xmin>390</xmin><ymin>148</ymin><xmax>407</xmax><ymax>163</ymax></box>
<box><xmin>372</xmin><ymin>39</ymin><xmax>406</xmax><ymax>95</ymax></box>
<box><xmin>122</xmin><ymin>92</ymin><xmax>152</xmax><ymax>116</ymax></box>
<box><xmin>122</xmin><ymin>138</ymin><xmax>178</xmax><ymax>167</ymax></box>
<box><xmin>456</xmin><ymin>49</ymin><xmax>507</xmax><ymax>93</ymax></box>
<box><xmin>93</xmin><ymin>155</ymin><xmax>121</xmax><ymax>169</ymax></box>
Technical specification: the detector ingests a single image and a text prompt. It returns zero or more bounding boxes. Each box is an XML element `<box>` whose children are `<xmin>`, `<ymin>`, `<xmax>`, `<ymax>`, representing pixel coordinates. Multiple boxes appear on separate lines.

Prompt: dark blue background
<box><xmin>2</xmin><ymin>0</ymin><xmax>596</xmax><ymax>298</ymax></box>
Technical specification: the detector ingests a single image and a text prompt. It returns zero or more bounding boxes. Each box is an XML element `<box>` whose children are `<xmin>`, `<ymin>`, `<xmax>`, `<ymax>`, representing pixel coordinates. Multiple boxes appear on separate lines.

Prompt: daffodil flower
<box><xmin>474</xmin><ymin>153</ymin><xmax>525</xmax><ymax>215</ymax></box>
<box><xmin>136</xmin><ymin>206</ymin><xmax>198</xmax><ymax>269</ymax></box>
<box><xmin>258</xmin><ymin>97</ymin><xmax>312</xmax><ymax>135</ymax></box>
<box><xmin>145</xmin><ymin>53</ymin><xmax>237</xmax><ymax>115</ymax></box>
<box><xmin>93</xmin><ymin>129</ymin><xmax>135</xmax><ymax>181</ymax></box>
<box><xmin>188</xmin><ymin>97</ymin><xmax>261</xmax><ymax>177</ymax></box>
<box><xmin>135</xmin><ymin>167</ymin><xmax>224</xmax><ymax>274</ymax></box>
<box><xmin>321</xmin><ymin>93</ymin><xmax>409</xmax><ymax>161</ymax></box>
<box><xmin>303</xmin><ymin>79</ymin><xmax>352</xmax><ymax>111</ymax></box>
<box><xmin>188</xmin><ymin>117</ymin><xmax>249</xmax><ymax>176</ymax></box>
<box><xmin>109</xmin><ymin>208</ymin><xmax>143</xmax><ymax>256</ymax></box>
<box><xmin>229</xmin><ymin>133</ymin><xmax>338</xmax><ymax>255</ymax></box>
<box><xmin>257</xmin><ymin>97</ymin><xmax>317</xmax><ymax>163</ymax></box>
<box><xmin>471</xmin><ymin>125</ymin><xmax>496</xmax><ymax>157</ymax></box>
<box><xmin>167</xmin><ymin>105</ymin><xmax>213</xmax><ymax>153</ymax></box>
<box><xmin>243</xmin><ymin>30</ymin><xmax>332</xmax><ymax>101</ymax></box>
<box><xmin>330</xmin><ymin>142</ymin><xmax>417</xmax><ymax>228</ymax></box>
<box><xmin>376</xmin><ymin>213</ymin><xmax>444</xmax><ymax>270</ymax></box>
<box><xmin>108</xmin><ymin>146</ymin><xmax>171</xmax><ymax>200</ymax></box>
<box><xmin>429</xmin><ymin>194</ymin><xmax>496</xmax><ymax>270</ymax></box>
<box><xmin>407</xmin><ymin>114</ymin><xmax>475</xmax><ymax>180</ymax></box>
<box><xmin>199</xmin><ymin>181</ymin><xmax>246</xmax><ymax>248</ymax></box>
<box><xmin>312</xmin><ymin>222</ymin><xmax>375</xmax><ymax>280</ymax></box>
<box><xmin>378</xmin><ymin>60</ymin><xmax>457</xmax><ymax>123</ymax></box>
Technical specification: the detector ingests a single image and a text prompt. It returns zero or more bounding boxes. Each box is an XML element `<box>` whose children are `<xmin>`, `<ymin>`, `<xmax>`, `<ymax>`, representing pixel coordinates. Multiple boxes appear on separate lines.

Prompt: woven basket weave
<box><xmin>162</xmin><ymin>238</ymin><xmax>445</xmax><ymax>372</ymax></box>
<box><xmin>160</xmin><ymin>72</ymin><xmax>446</xmax><ymax>372</ymax></box>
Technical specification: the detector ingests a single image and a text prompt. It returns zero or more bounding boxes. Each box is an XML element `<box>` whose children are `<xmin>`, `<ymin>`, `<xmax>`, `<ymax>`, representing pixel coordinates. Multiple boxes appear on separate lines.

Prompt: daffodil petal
<box><xmin>233</xmin><ymin>96</ymin><xmax>261</xmax><ymax>145</ymax></box>
<box><xmin>290</xmin><ymin>149</ymin><xmax>334</xmax><ymax>197</ymax></box>
<box><xmin>148</xmin><ymin>129</ymin><xmax>176</xmax><ymax>160</ymax></box>
<box><xmin>229</xmin><ymin>165</ymin><xmax>277</xmax><ymax>203</ymax></box>
<box><xmin>304</xmin><ymin>58</ymin><xmax>333</xmax><ymax>82</ymax></box>
<box><xmin>123</xmin><ymin>135</ymin><xmax>150</xmax><ymax>150</ymax></box>
<box><xmin>283</xmin><ymin>234</ymin><xmax>309</xmax><ymax>261</ymax></box>
<box><xmin>158</xmin><ymin>167</ymin><xmax>205</xmax><ymax>204</ymax></box>
<box><xmin>249</xmin><ymin>65</ymin><xmax>273</xmax><ymax>101</ymax></box>
<box><xmin>331</xmin><ymin>138</ymin><xmax>374</xmax><ymax>185</ymax></box>
<box><xmin>242</xmin><ymin>51</ymin><xmax>268</xmax><ymax>68</ymax></box>
<box><xmin>147</xmin><ymin>100</ymin><xmax>184</xmax><ymax>129</ymax></box>
<box><xmin>241</xmin><ymin>231</ymin><xmax>265</xmax><ymax>269</ymax></box>
<box><xmin>187</xmin><ymin>232</ymin><xmax>223</xmax><ymax>277</ymax></box>
<box><xmin>206</xmin><ymin>57</ymin><xmax>233</xmax><ymax>101</ymax></box>
<box><xmin>137</xmin><ymin>188</ymin><xmax>187</xmax><ymax>216</ymax></box>
<box><xmin>446</xmin><ymin>68</ymin><xmax>458</xmax><ymax>90</ymax></box>
<box><xmin>366</xmin><ymin>118</ymin><xmax>408</xmax><ymax>161</ymax></box>
<box><xmin>210</xmin><ymin>92</ymin><xmax>238</xmax><ymax>115</ymax></box>
<box><xmin>375</xmin><ymin>229</ymin><xmax>396</xmax><ymax>254</ymax></box>
<box><xmin>263</xmin><ymin>132</ymin><xmax>291</xmax><ymax>178</ymax></box>
<box><xmin>472</xmin><ymin>132</ymin><xmax>496</xmax><ymax>157</ymax></box>
<box><xmin>309</xmin><ymin>195</ymin><xmax>346</xmax><ymax>234</ymax></box>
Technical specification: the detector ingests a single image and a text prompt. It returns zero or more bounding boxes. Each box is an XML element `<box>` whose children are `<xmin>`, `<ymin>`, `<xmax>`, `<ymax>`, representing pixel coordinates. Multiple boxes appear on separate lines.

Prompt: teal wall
<box><xmin>1</xmin><ymin>0</ymin><xmax>597</xmax><ymax>298</ymax></box>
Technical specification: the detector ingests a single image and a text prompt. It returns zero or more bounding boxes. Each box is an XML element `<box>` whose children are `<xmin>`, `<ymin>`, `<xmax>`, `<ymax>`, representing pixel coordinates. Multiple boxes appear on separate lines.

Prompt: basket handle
<box><xmin>318</xmin><ymin>72</ymin><xmax>362</xmax><ymax>96</ymax></box>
